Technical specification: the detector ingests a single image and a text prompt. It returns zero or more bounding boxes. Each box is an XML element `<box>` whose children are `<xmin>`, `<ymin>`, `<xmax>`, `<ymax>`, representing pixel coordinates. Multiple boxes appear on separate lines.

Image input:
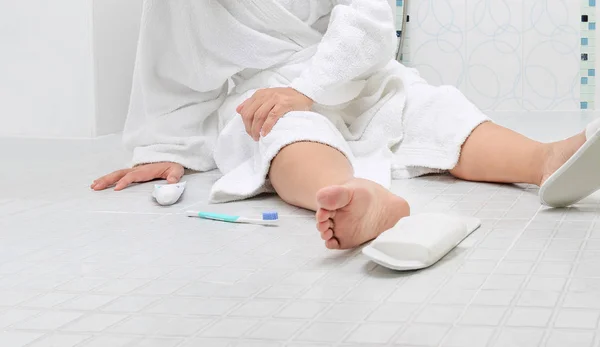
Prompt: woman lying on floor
<box><xmin>92</xmin><ymin>0</ymin><xmax>598</xmax><ymax>250</ymax></box>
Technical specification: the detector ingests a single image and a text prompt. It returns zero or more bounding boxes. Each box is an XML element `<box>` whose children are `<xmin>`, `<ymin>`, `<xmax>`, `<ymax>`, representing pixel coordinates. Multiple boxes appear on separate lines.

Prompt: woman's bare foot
<box><xmin>315</xmin><ymin>178</ymin><xmax>410</xmax><ymax>250</ymax></box>
<box><xmin>540</xmin><ymin>132</ymin><xmax>586</xmax><ymax>186</ymax></box>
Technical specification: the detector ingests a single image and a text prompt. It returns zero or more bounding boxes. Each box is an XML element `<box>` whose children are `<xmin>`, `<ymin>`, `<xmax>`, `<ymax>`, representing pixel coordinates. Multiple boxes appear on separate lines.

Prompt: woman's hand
<box><xmin>91</xmin><ymin>162</ymin><xmax>185</xmax><ymax>191</ymax></box>
<box><xmin>237</xmin><ymin>87</ymin><xmax>314</xmax><ymax>141</ymax></box>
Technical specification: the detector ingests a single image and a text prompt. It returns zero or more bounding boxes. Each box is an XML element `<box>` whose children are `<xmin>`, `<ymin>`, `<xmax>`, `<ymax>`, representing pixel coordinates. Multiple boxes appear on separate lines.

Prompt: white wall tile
<box><xmin>405</xmin><ymin>0</ymin><xmax>582</xmax><ymax>111</ymax></box>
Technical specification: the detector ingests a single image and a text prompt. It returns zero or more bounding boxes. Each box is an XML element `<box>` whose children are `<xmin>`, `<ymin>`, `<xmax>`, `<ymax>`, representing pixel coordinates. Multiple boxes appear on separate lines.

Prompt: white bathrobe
<box><xmin>123</xmin><ymin>0</ymin><xmax>489</xmax><ymax>203</ymax></box>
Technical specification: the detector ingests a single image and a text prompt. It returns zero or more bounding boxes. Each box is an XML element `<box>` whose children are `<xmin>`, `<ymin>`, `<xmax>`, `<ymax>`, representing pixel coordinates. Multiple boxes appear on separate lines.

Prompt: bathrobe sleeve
<box><xmin>289</xmin><ymin>0</ymin><xmax>397</xmax><ymax>104</ymax></box>
<box><xmin>122</xmin><ymin>78</ymin><xmax>228</xmax><ymax>171</ymax></box>
<box><xmin>121</xmin><ymin>0</ymin><xmax>233</xmax><ymax>172</ymax></box>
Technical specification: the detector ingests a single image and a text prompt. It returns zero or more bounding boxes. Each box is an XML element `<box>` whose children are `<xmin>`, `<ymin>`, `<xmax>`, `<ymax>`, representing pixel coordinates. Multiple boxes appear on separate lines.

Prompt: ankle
<box><xmin>383</xmin><ymin>194</ymin><xmax>410</xmax><ymax>229</ymax></box>
<box><xmin>535</xmin><ymin>144</ymin><xmax>553</xmax><ymax>186</ymax></box>
<box><xmin>537</xmin><ymin>134</ymin><xmax>586</xmax><ymax>186</ymax></box>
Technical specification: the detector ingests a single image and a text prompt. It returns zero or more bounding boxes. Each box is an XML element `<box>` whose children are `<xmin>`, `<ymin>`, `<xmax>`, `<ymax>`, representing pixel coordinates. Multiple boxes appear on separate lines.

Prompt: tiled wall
<box><xmin>396</xmin><ymin>0</ymin><xmax>595</xmax><ymax>112</ymax></box>
<box><xmin>582</xmin><ymin>0</ymin><xmax>597</xmax><ymax>109</ymax></box>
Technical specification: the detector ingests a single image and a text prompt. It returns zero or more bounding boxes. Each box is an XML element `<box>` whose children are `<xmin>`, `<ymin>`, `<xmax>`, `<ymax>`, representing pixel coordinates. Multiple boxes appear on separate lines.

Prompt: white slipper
<box><xmin>539</xmin><ymin>118</ymin><xmax>600</xmax><ymax>208</ymax></box>
<box><xmin>362</xmin><ymin>213</ymin><xmax>481</xmax><ymax>271</ymax></box>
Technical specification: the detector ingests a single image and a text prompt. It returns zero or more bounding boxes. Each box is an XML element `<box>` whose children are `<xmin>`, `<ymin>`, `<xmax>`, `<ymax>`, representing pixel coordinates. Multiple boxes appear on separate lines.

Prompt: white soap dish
<box><xmin>362</xmin><ymin>213</ymin><xmax>481</xmax><ymax>271</ymax></box>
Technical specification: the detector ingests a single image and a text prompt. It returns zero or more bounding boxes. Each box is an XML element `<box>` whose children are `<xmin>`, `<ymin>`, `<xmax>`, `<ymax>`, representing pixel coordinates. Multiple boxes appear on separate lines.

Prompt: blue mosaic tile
<box><xmin>582</xmin><ymin>1</ymin><xmax>597</xmax><ymax>109</ymax></box>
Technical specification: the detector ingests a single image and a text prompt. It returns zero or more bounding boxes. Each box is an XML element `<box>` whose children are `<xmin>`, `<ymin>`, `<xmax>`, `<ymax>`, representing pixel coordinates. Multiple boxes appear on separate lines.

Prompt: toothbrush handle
<box><xmin>186</xmin><ymin>211</ymin><xmax>240</xmax><ymax>222</ymax></box>
<box><xmin>237</xmin><ymin>217</ymin><xmax>278</xmax><ymax>226</ymax></box>
<box><xmin>186</xmin><ymin>211</ymin><xmax>278</xmax><ymax>226</ymax></box>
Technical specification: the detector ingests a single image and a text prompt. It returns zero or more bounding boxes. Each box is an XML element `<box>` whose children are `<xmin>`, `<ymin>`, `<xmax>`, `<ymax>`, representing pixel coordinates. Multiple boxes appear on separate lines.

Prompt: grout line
<box><xmin>539</xmin><ymin>211</ymin><xmax>597</xmax><ymax>346</ymax></box>
<box><xmin>486</xmin><ymin>208</ymin><xmax>567</xmax><ymax>347</ymax></box>
<box><xmin>435</xmin><ymin>188</ymin><xmax>544</xmax><ymax>347</ymax></box>
<box><xmin>385</xmin><ymin>180</ymin><xmax>501</xmax><ymax>345</ymax></box>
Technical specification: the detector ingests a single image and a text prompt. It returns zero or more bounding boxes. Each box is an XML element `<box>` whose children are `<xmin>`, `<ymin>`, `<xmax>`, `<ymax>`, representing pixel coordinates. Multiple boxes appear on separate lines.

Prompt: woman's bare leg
<box><xmin>268</xmin><ymin>123</ymin><xmax>584</xmax><ymax>250</ymax></box>
<box><xmin>268</xmin><ymin>142</ymin><xmax>353</xmax><ymax>210</ymax></box>
<box><xmin>451</xmin><ymin>122</ymin><xmax>586</xmax><ymax>185</ymax></box>
<box><xmin>269</xmin><ymin>142</ymin><xmax>410</xmax><ymax>249</ymax></box>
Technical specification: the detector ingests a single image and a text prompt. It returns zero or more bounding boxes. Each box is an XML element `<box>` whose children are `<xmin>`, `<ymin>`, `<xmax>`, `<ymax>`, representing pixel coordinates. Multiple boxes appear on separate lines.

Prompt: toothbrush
<box><xmin>186</xmin><ymin>211</ymin><xmax>279</xmax><ymax>226</ymax></box>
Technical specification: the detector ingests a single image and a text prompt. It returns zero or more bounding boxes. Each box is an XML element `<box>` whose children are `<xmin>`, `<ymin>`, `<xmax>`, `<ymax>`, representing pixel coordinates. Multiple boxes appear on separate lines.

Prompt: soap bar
<box><xmin>362</xmin><ymin>213</ymin><xmax>481</xmax><ymax>271</ymax></box>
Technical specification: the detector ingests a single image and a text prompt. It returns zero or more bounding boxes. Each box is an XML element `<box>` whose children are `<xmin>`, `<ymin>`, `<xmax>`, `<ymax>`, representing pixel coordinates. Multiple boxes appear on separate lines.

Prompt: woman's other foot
<box><xmin>540</xmin><ymin>132</ymin><xmax>586</xmax><ymax>186</ymax></box>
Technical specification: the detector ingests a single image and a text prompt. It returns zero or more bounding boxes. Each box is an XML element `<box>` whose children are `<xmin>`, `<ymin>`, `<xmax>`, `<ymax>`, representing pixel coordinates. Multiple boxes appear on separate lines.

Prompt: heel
<box><xmin>585</xmin><ymin>118</ymin><xmax>600</xmax><ymax>140</ymax></box>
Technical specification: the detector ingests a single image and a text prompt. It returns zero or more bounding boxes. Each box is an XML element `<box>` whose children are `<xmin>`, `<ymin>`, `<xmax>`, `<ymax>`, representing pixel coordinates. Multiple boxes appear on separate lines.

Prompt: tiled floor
<box><xmin>2</xmin><ymin>119</ymin><xmax>600</xmax><ymax>347</ymax></box>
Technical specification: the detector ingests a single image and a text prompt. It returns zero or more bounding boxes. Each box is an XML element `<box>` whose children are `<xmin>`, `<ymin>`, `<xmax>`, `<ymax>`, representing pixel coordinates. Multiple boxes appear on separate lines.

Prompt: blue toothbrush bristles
<box><xmin>262</xmin><ymin>211</ymin><xmax>279</xmax><ymax>221</ymax></box>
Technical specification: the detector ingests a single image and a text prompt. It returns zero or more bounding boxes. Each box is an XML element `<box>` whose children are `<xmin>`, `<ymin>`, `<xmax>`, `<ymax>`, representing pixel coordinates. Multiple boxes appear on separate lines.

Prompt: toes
<box><xmin>317</xmin><ymin>219</ymin><xmax>334</xmax><ymax>233</ymax></box>
<box><xmin>320</xmin><ymin>228</ymin><xmax>334</xmax><ymax>241</ymax></box>
<box><xmin>316</xmin><ymin>208</ymin><xmax>335</xmax><ymax>223</ymax></box>
<box><xmin>325</xmin><ymin>237</ymin><xmax>341</xmax><ymax>249</ymax></box>
<box><xmin>316</xmin><ymin>185</ymin><xmax>353</xmax><ymax>211</ymax></box>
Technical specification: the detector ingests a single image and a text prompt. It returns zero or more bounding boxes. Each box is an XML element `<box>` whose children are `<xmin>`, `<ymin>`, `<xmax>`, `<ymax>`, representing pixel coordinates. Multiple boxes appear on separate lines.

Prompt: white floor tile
<box><xmin>3</xmin><ymin>127</ymin><xmax>600</xmax><ymax>345</ymax></box>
